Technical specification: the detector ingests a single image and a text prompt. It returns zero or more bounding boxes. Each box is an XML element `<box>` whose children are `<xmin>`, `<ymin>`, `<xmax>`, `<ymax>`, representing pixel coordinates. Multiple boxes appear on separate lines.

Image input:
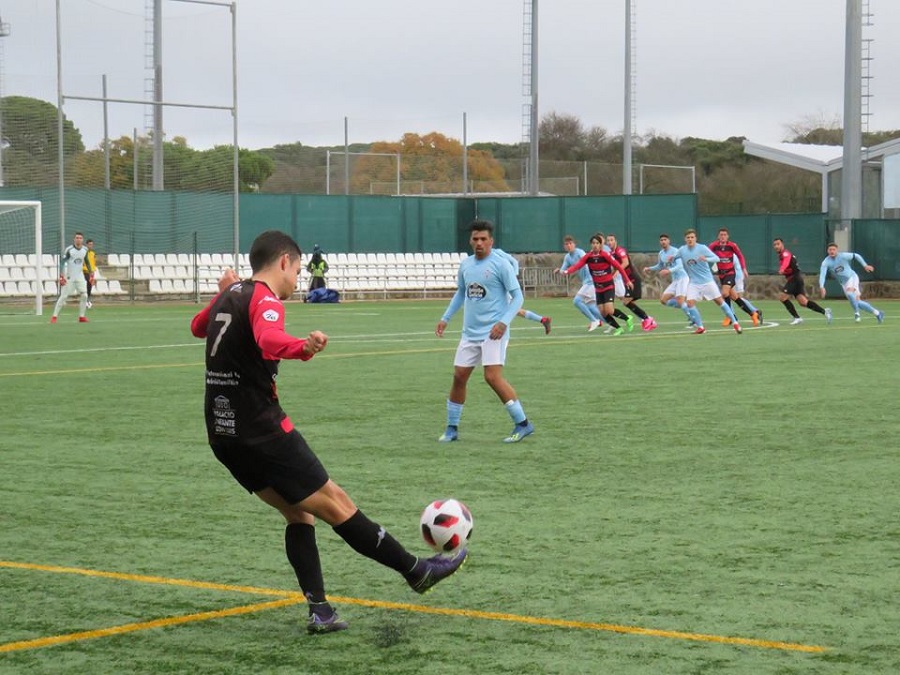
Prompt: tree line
<box><xmin>3</xmin><ymin>96</ymin><xmax>898</xmax><ymax>215</ymax></box>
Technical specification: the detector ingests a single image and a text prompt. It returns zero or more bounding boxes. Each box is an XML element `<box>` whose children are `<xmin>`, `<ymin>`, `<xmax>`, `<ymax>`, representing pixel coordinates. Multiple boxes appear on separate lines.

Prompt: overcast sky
<box><xmin>4</xmin><ymin>1</ymin><xmax>900</xmax><ymax>151</ymax></box>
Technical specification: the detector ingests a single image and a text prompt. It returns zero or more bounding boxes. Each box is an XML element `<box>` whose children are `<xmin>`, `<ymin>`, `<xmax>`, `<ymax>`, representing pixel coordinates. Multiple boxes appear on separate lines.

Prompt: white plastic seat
<box><xmin>22</xmin><ymin>267</ymin><xmax>36</xmax><ymax>280</ymax></box>
<box><xmin>0</xmin><ymin>268</ymin><xmax>10</xmax><ymax>282</ymax></box>
<box><xmin>42</xmin><ymin>254</ymin><xmax>56</xmax><ymax>266</ymax></box>
<box><xmin>1</xmin><ymin>254</ymin><xmax>15</xmax><ymax>266</ymax></box>
<box><xmin>17</xmin><ymin>280</ymin><xmax>34</xmax><ymax>295</ymax></box>
<box><xmin>108</xmin><ymin>280</ymin><xmax>124</xmax><ymax>294</ymax></box>
<box><xmin>43</xmin><ymin>280</ymin><xmax>58</xmax><ymax>295</ymax></box>
<box><xmin>0</xmin><ymin>280</ymin><xmax>16</xmax><ymax>296</ymax></box>
<box><xmin>9</xmin><ymin>267</ymin><xmax>24</xmax><ymax>280</ymax></box>
<box><xmin>160</xmin><ymin>279</ymin><xmax>174</xmax><ymax>292</ymax></box>
<box><xmin>15</xmin><ymin>254</ymin><xmax>29</xmax><ymax>266</ymax></box>
<box><xmin>148</xmin><ymin>279</ymin><xmax>163</xmax><ymax>293</ymax></box>
<box><xmin>210</xmin><ymin>253</ymin><xmax>225</xmax><ymax>266</ymax></box>
<box><xmin>172</xmin><ymin>279</ymin><xmax>187</xmax><ymax>292</ymax></box>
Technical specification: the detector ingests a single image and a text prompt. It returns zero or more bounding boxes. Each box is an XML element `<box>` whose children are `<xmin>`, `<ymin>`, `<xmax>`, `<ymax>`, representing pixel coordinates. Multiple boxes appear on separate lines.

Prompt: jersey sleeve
<box><xmin>250</xmin><ymin>296</ymin><xmax>313</xmax><ymax>361</ymax></box>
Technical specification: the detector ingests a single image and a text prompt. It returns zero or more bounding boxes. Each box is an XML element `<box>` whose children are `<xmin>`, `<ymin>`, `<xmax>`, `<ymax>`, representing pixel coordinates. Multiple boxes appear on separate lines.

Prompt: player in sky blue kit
<box><xmin>556</xmin><ymin>235</ymin><xmax>605</xmax><ymax>331</ymax></box>
<box><xmin>732</xmin><ymin>256</ymin><xmax>762</xmax><ymax>326</ymax></box>
<box><xmin>436</xmin><ymin>220</ymin><xmax>534</xmax><ymax>443</ymax></box>
<box><xmin>494</xmin><ymin>247</ymin><xmax>552</xmax><ymax>334</ymax></box>
<box><xmin>668</xmin><ymin>229</ymin><xmax>742</xmax><ymax>334</ymax></box>
<box><xmin>818</xmin><ymin>243</ymin><xmax>884</xmax><ymax>323</ymax></box>
<box><xmin>643</xmin><ymin>233</ymin><xmax>693</xmax><ymax>326</ymax></box>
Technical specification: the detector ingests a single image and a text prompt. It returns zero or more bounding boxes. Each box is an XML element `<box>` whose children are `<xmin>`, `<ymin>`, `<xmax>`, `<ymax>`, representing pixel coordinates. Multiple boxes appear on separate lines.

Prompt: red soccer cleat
<box><xmin>79</xmin><ymin>317</ymin><xmax>89</xmax><ymax>323</ymax></box>
<box><xmin>50</xmin><ymin>316</ymin><xmax>57</xmax><ymax>324</ymax></box>
<box><xmin>733</xmin><ymin>322</ymin><xmax>742</xmax><ymax>334</ymax></box>
<box><xmin>693</xmin><ymin>326</ymin><xmax>706</xmax><ymax>334</ymax></box>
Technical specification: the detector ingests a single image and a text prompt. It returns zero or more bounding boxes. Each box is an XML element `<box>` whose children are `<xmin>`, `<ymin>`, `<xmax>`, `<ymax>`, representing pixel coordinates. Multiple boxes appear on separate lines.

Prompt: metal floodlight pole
<box><xmin>840</xmin><ymin>0</ymin><xmax>863</xmax><ymax>248</ymax></box>
<box><xmin>623</xmin><ymin>0</ymin><xmax>633</xmax><ymax>195</ymax></box>
<box><xmin>528</xmin><ymin>0</ymin><xmax>539</xmax><ymax>196</ymax></box>
<box><xmin>230</xmin><ymin>1</ymin><xmax>239</xmax><ymax>268</ymax></box>
<box><xmin>462</xmin><ymin>112</ymin><xmax>468</xmax><ymax>196</ymax></box>
<box><xmin>56</xmin><ymin>0</ymin><xmax>65</xmax><ymax>255</ymax></box>
<box><xmin>344</xmin><ymin>117</ymin><xmax>350</xmax><ymax>195</ymax></box>
<box><xmin>103</xmin><ymin>75</ymin><xmax>110</xmax><ymax>189</ymax></box>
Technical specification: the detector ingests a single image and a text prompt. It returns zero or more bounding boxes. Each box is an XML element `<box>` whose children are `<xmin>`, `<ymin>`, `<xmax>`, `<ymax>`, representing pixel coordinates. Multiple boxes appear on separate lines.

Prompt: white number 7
<box><xmin>210</xmin><ymin>312</ymin><xmax>232</xmax><ymax>356</ymax></box>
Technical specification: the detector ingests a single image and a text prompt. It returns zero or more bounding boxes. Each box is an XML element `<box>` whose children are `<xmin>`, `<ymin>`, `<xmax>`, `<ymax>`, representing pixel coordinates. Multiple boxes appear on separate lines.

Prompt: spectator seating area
<box><xmin>0</xmin><ymin>252</ymin><xmax>467</xmax><ymax>300</ymax></box>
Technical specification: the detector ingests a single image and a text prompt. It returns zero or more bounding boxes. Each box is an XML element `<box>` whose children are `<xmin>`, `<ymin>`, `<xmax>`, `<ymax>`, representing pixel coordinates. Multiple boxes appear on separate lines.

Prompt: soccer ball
<box><xmin>420</xmin><ymin>498</ymin><xmax>473</xmax><ymax>555</ymax></box>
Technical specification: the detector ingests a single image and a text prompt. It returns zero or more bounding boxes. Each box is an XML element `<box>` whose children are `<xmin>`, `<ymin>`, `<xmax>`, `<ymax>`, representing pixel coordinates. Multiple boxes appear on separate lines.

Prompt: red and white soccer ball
<box><xmin>420</xmin><ymin>498</ymin><xmax>473</xmax><ymax>555</ymax></box>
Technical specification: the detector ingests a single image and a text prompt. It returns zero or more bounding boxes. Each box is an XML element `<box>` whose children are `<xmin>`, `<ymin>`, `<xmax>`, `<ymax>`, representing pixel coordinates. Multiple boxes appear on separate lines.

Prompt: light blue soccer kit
<box><xmin>440</xmin><ymin>250</ymin><xmax>531</xmax><ymax>438</ymax></box>
<box><xmin>818</xmin><ymin>252</ymin><xmax>880</xmax><ymax>318</ymax></box>
<box><xmin>648</xmin><ymin>245</ymin><xmax>692</xmax><ymax>321</ymax></box>
<box><xmin>671</xmin><ymin>243</ymin><xmax>738</xmax><ymax>327</ymax></box>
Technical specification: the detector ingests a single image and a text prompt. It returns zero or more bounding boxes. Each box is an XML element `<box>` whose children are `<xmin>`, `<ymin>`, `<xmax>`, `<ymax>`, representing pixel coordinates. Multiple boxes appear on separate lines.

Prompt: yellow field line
<box><xmin>1</xmin><ymin>560</ymin><xmax>828</xmax><ymax>654</ymax></box>
<box><xmin>0</xmin><ymin>597</ymin><xmax>303</xmax><ymax>654</ymax></box>
<box><xmin>0</xmin><ymin>560</ymin><xmax>300</xmax><ymax>598</ymax></box>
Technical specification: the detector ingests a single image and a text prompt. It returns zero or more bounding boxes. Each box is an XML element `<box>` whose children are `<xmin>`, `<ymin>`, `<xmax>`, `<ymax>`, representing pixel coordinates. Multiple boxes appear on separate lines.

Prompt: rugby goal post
<box><xmin>0</xmin><ymin>201</ymin><xmax>44</xmax><ymax>315</ymax></box>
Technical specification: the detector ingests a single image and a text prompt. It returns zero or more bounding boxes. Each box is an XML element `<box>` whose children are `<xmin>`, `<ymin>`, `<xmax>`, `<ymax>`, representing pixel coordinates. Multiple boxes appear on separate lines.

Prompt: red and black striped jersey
<box><xmin>191</xmin><ymin>280</ymin><xmax>314</xmax><ymax>445</ymax></box>
<box><xmin>564</xmin><ymin>250</ymin><xmax>631</xmax><ymax>293</ymax></box>
<box><xmin>708</xmin><ymin>241</ymin><xmax>747</xmax><ymax>275</ymax></box>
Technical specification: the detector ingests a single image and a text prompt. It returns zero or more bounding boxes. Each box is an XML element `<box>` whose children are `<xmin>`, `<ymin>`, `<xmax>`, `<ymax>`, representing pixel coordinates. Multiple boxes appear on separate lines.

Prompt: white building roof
<box><xmin>743</xmin><ymin>138</ymin><xmax>900</xmax><ymax>174</ymax></box>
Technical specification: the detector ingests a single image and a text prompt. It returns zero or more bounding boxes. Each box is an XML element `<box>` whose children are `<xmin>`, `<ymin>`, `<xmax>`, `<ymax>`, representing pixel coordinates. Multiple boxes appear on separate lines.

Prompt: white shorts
<box><xmin>575</xmin><ymin>282</ymin><xmax>595</xmax><ymax>303</ymax></box>
<box><xmin>687</xmin><ymin>281</ymin><xmax>722</xmax><ymax>302</ymax></box>
<box><xmin>453</xmin><ymin>333</ymin><xmax>510</xmax><ymax>368</ymax></box>
<box><xmin>733</xmin><ymin>276</ymin><xmax>745</xmax><ymax>294</ymax></box>
<box><xmin>59</xmin><ymin>275</ymin><xmax>88</xmax><ymax>299</ymax></box>
<box><xmin>842</xmin><ymin>273</ymin><xmax>860</xmax><ymax>295</ymax></box>
<box><xmin>663</xmin><ymin>276</ymin><xmax>689</xmax><ymax>299</ymax></box>
<box><xmin>614</xmin><ymin>275</ymin><xmax>625</xmax><ymax>298</ymax></box>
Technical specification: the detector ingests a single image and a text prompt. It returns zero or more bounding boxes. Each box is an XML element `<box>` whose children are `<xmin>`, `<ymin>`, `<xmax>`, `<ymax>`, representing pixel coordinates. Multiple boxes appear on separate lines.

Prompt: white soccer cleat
<box><xmin>790</xmin><ymin>317</ymin><xmax>804</xmax><ymax>325</ymax></box>
<box><xmin>854</xmin><ymin>314</ymin><xmax>861</xmax><ymax>323</ymax></box>
<box><xmin>602</xmin><ymin>324</ymin><xmax>614</xmax><ymax>334</ymax></box>
<box><xmin>588</xmin><ymin>320</ymin><xmax>601</xmax><ymax>332</ymax></box>
<box><xmin>824</xmin><ymin>308</ymin><xmax>833</xmax><ymax>324</ymax></box>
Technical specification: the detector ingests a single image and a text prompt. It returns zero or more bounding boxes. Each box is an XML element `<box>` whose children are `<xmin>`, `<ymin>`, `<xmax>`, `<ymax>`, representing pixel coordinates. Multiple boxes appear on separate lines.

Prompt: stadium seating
<box><xmin>0</xmin><ymin>252</ymin><xmax>469</xmax><ymax>300</ymax></box>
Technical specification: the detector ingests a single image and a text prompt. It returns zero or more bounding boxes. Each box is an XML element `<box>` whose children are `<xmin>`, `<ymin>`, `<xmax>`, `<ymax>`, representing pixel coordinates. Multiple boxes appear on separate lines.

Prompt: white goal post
<box><xmin>0</xmin><ymin>201</ymin><xmax>44</xmax><ymax>315</ymax></box>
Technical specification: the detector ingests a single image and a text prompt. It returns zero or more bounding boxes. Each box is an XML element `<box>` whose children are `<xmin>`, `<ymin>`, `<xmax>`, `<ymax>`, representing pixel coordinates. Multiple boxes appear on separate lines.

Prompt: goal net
<box><xmin>0</xmin><ymin>201</ymin><xmax>44</xmax><ymax>315</ymax></box>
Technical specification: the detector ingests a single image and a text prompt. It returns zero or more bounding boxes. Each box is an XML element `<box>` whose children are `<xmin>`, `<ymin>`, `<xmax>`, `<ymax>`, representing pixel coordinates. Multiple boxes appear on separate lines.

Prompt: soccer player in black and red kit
<box><xmin>773</xmin><ymin>237</ymin><xmax>831</xmax><ymax>325</ymax></box>
<box><xmin>561</xmin><ymin>233</ymin><xmax>633</xmax><ymax>335</ymax></box>
<box><xmin>709</xmin><ymin>228</ymin><xmax>761</xmax><ymax>326</ymax></box>
<box><xmin>190</xmin><ymin>230</ymin><xmax>466</xmax><ymax>635</ymax></box>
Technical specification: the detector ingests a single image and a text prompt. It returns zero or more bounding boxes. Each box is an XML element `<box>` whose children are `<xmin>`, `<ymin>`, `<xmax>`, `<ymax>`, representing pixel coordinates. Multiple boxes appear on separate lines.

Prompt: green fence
<box><xmin>2</xmin><ymin>186</ymin><xmax>898</xmax><ymax>280</ymax></box>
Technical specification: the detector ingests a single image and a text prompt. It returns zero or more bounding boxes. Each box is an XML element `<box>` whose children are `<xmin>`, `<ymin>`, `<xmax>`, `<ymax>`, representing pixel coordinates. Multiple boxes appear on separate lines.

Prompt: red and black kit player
<box><xmin>562</xmin><ymin>232</ymin><xmax>633</xmax><ymax>334</ymax></box>
<box><xmin>190</xmin><ymin>230</ymin><xmax>466</xmax><ymax>635</ymax></box>
<box><xmin>772</xmin><ymin>237</ymin><xmax>830</xmax><ymax>325</ymax></box>
<box><xmin>709</xmin><ymin>228</ymin><xmax>758</xmax><ymax>325</ymax></box>
<box><xmin>605</xmin><ymin>234</ymin><xmax>657</xmax><ymax>331</ymax></box>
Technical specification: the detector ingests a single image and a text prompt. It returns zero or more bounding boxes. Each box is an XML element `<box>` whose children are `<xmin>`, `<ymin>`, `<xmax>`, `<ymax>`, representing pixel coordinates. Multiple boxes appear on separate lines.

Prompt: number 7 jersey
<box><xmin>190</xmin><ymin>280</ymin><xmax>314</xmax><ymax>445</ymax></box>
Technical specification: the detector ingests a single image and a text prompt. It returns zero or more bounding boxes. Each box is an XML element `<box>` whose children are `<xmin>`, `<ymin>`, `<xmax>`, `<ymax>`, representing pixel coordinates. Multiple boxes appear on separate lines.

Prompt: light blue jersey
<box><xmin>819</xmin><ymin>252</ymin><xmax>868</xmax><ymax>287</ymax></box>
<box><xmin>672</xmin><ymin>244</ymin><xmax>720</xmax><ymax>284</ymax></box>
<box><xmin>649</xmin><ymin>245</ymin><xmax>686</xmax><ymax>280</ymax></box>
<box><xmin>560</xmin><ymin>248</ymin><xmax>592</xmax><ymax>285</ymax></box>
<box><xmin>441</xmin><ymin>250</ymin><xmax>523</xmax><ymax>341</ymax></box>
<box><xmin>493</xmin><ymin>248</ymin><xmax>520</xmax><ymax>275</ymax></box>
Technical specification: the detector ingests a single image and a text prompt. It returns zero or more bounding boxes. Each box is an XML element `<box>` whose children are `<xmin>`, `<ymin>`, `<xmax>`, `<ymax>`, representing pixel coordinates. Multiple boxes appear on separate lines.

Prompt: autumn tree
<box><xmin>356</xmin><ymin>132</ymin><xmax>508</xmax><ymax>194</ymax></box>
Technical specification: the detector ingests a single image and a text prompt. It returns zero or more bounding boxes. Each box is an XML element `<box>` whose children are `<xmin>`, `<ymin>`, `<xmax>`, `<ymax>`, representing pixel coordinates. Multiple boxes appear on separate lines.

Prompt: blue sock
<box><xmin>446</xmin><ymin>400</ymin><xmax>463</xmax><ymax>428</ymax></box>
<box><xmin>523</xmin><ymin>310</ymin><xmax>542</xmax><ymax>323</ymax></box>
<box><xmin>504</xmin><ymin>400</ymin><xmax>526</xmax><ymax>424</ymax></box>
<box><xmin>857</xmin><ymin>300</ymin><xmax>875</xmax><ymax>314</ymax></box>
<box><xmin>665</xmin><ymin>298</ymin><xmax>680</xmax><ymax>308</ymax></box>
<box><xmin>740</xmin><ymin>298</ymin><xmax>758</xmax><ymax>313</ymax></box>
<box><xmin>681</xmin><ymin>303</ymin><xmax>692</xmax><ymax>320</ymax></box>
<box><xmin>720</xmin><ymin>302</ymin><xmax>738</xmax><ymax>323</ymax></box>
<box><xmin>573</xmin><ymin>297</ymin><xmax>595</xmax><ymax>322</ymax></box>
<box><xmin>688</xmin><ymin>306</ymin><xmax>703</xmax><ymax>327</ymax></box>
<box><xmin>589</xmin><ymin>304</ymin><xmax>604</xmax><ymax>321</ymax></box>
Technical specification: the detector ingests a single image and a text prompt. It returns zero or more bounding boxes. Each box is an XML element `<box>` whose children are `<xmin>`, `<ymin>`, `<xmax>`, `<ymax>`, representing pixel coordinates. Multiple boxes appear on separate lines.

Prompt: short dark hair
<box><xmin>659</xmin><ymin>233</ymin><xmax>670</xmax><ymax>239</ymax></box>
<box><xmin>773</xmin><ymin>237</ymin><xmax>784</xmax><ymax>244</ymax></box>
<box><xmin>718</xmin><ymin>228</ymin><xmax>729</xmax><ymax>234</ymax></box>
<box><xmin>470</xmin><ymin>219</ymin><xmax>494</xmax><ymax>235</ymax></box>
<box><xmin>74</xmin><ymin>231</ymin><xmax>84</xmax><ymax>237</ymax></box>
<box><xmin>590</xmin><ymin>232</ymin><xmax>605</xmax><ymax>244</ymax></box>
<box><xmin>827</xmin><ymin>242</ymin><xmax>838</xmax><ymax>248</ymax></box>
<box><xmin>563</xmin><ymin>235</ymin><xmax>575</xmax><ymax>243</ymax></box>
<box><xmin>249</xmin><ymin>230</ymin><xmax>302</xmax><ymax>272</ymax></box>
<box><xmin>86</xmin><ymin>239</ymin><xmax>94</xmax><ymax>244</ymax></box>
<box><xmin>684</xmin><ymin>228</ymin><xmax>696</xmax><ymax>237</ymax></box>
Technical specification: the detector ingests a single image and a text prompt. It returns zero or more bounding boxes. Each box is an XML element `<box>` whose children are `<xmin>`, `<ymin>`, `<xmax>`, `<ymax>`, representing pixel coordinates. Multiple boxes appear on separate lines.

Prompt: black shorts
<box><xmin>781</xmin><ymin>276</ymin><xmax>805</xmax><ymax>297</ymax></box>
<box><xmin>623</xmin><ymin>276</ymin><xmax>642</xmax><ymax>301</ymax></box>
<box><xmin>595</xmin><ymin>288</ymin><xmax>616</xmax><ymax>305</ymax></box>
<box><xmin>212</xmin><ymin>430</ymin><xmax>329</xmax><ymax>504</ymax></box>
<box><xmin>718</xmin><ymin>273</ymin><xmax>736</xmax><ymax>287</ymax></box>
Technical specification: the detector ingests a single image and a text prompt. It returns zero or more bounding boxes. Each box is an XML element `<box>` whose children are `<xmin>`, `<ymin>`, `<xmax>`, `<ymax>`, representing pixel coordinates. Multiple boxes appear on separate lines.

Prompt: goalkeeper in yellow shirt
<box><xmin>82</xmin><ymin>238</ymin><xmax>97</xmax><ymax>308</ymax></box>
